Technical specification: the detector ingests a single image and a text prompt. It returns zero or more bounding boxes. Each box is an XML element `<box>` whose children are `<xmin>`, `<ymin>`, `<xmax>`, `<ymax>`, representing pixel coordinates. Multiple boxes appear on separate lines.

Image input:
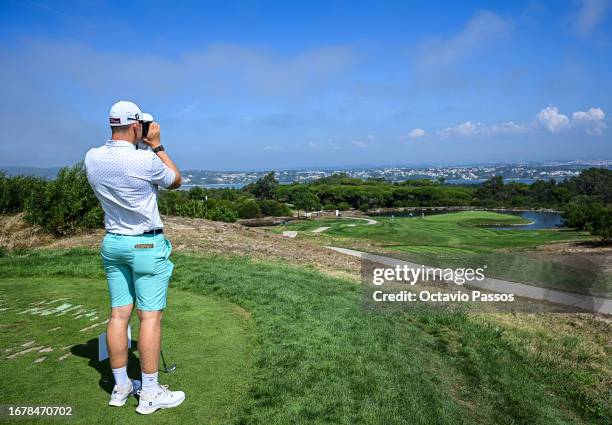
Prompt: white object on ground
<box><xmin>79</xmin><ymin>318</ymin><xmax>109</xmax><ymax>332</ymax></box>
<box><xmin>312</xmin><ymin>227</ymin><xmax>330</xmax><ymax>233</ymax></box>
<box><xmin>282</xmin><ymin>231</ymin><xmax>298</xmax><ymax>238</ymax></box>
<box><xmin>56</xmin><ymin>305</ymin><xmax>82</xmax><ymax>316</ymax></box>
<box><xmin>98</xmin><ymin>325</ymin><xmax>131</xmax><ymax>361</ymax></box>
<box><xmin>7</xmin><ymin>346</ymin><xmax>45</xmax><ymax>359</ymax></box>
<box><xmin>58</xmin><ymin>353</ymin><xmax>71</xmax><ymax>361</ymax></box>
<box><xmin>40</xmin><ymin>303</ymin><xmax>73</xmax><ymax>316</ymax></box>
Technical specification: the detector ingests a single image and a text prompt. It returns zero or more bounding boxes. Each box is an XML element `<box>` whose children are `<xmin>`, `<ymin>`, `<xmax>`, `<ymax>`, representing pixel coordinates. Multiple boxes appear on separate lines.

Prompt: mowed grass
<box><xmin>0</xmin><ymin>254</ymin><xmax>254</xmax><ymax>425</ymax></box>
<box><xmin>280</xmin><ymin>211</ymin><xmax>588</xmax><ymax>252</ymax></box>
<box><xmin>277</xmin><ymin>212</ymin><xmax>610</xmax><ymax>296</ymax></box>
<box><xmin>268</xmin><ymin>218</ymin><xmax>368</xmax><ymax>233</ymax></box>
<box><xmin>1</xmin><ymin>248</ymin><xmax>610</xmax><ymax>424</ymax></box>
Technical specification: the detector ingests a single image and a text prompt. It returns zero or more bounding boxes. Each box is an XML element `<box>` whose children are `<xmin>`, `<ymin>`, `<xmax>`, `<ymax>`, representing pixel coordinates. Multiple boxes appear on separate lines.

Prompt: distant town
<box><xmin>2</xmin><ymin>159</ymin><xmax>611</xmax><ymax>188</ymax></box>
<box><xmin>180</xmin><ymin>159</ymin><xmax>612</xmax><ymax>188</ymax></box>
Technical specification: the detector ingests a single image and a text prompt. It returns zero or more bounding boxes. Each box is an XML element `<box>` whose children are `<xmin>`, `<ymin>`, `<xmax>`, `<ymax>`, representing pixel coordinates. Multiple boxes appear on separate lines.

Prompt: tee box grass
<box><xmin>0</xmin><ymin>248</ymin><xmax>610</xmax><ymax>424</ymax></box>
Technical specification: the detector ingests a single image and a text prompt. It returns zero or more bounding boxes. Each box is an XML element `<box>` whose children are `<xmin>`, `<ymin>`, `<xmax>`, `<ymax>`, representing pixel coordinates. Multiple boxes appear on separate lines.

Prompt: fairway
<box><xmin>280</xmin><ymin>211</ymin><xmax>589</xmax><ymax>252</ymax></box>
<box><xmin>277</xmin><ymin>212</ymin><xmax>610</xmax><ymax>297</ymax></box>
<box><xmin>0</xmin><ymin>273</ymin><xmax>254</xmax><ymax>424</ymax></box>
<box><xmin>1</xmin><ymin>249</ymin><xmax>610</xmax><ymax>424</ymax></box>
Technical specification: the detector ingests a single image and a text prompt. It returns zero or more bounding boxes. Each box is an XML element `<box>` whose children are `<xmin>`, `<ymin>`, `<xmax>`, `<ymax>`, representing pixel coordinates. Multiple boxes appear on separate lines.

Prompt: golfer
<box><xmin>84</xmin><ymin>101</ymin><xmax>185</xmax><ymax>414</ymax></box>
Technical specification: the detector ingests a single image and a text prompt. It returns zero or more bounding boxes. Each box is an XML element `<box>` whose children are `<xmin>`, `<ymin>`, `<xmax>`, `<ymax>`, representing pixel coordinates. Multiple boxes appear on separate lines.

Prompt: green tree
<box><xmin>244</xmin><ymin>171</ymin><xmax>279</xmax><ymax>200</ymax></box>
<box><xmin>562</xmin><ymin>201</ymin><xmax>612</xmax><ymax>242</ymax></box>
<box><xmin>291</xmin><ymin>186</ymin><xmax>321</xmax><ymax>218</ymax></box>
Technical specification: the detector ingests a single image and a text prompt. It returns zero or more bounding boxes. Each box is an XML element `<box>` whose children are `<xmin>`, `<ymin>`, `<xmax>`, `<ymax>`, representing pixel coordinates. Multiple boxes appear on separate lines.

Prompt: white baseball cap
<box><xmin>108</xmin><ymin>100</ymin><xmax>153</xmax><ymax>126</ymax></box>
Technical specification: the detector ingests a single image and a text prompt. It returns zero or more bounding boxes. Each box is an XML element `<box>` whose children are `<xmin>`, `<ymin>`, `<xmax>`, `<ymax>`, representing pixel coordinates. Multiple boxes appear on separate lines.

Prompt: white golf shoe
<box><xmin>136</xmin><ymin>384</ymin><xmax>185</xmax><ymax>414</ymax></box>
<box><xmin>108</xmin><ymin>379</ymin><xmax>141</xmax><ymax>407</ymax></box>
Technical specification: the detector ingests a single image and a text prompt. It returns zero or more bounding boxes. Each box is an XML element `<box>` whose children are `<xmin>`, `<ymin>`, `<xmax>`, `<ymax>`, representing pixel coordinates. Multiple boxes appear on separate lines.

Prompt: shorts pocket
<box><xmin>164</xmin><ymin>238</ymin><xmax>173</xmax><ymax>259</ymax></box>
<box><xmin>133</xmin><ymin>245</ymin><xmax>156</xmax><ymax>275</ymax></box>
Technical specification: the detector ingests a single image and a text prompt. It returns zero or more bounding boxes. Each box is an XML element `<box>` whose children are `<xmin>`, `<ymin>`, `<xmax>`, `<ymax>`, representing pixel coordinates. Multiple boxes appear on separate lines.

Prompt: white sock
<box><xmin>112</xmin><ymin>365</ymin><xmax>129</xmax><ymax>388</ymax></box>
<box><xmin>141</xmin><ymin>371</ymin><xmax>158</xmax><ymax>395</ymax></box>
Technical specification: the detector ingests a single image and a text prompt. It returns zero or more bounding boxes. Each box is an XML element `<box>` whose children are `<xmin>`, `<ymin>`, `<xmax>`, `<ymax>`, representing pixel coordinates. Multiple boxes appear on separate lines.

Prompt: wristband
<box><xmin>152</xmin><ymin>145</ymin><xmax>165</xmax><ymax>154</ymax></box>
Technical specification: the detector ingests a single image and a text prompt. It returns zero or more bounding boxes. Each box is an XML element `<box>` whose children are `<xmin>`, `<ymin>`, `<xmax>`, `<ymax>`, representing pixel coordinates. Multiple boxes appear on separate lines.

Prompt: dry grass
<box><xmin>0</xmin><ymin>214</ymin><xmax>360</xmax><ymax>281</ymax></box>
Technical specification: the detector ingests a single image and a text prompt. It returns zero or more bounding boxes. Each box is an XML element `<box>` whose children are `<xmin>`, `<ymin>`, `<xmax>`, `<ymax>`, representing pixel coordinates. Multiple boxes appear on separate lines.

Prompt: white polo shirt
<box><xmin>84</xmin><ymin>140</ymin><xmax>176</xmax><ymax>235</ymax></box>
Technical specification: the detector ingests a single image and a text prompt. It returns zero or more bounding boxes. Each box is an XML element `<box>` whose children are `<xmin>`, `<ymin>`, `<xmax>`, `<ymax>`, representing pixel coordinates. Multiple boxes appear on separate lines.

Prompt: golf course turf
<box><xmin>277</xmin><ymin>211</ymin><xmax>610</xmax><ymax>297</ymax></box>
<box><xmin>0</xmin><ymin>248</ymin><xmax>610</xmax><ymax>424</ymax></box>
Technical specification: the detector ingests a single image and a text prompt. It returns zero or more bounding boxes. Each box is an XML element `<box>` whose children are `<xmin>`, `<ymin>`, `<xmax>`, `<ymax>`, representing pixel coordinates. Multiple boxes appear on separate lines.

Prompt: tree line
<box><xmin>0</xmin><ymin>164</ymin><xmax>610</xmax><ymax>241</ymax></box>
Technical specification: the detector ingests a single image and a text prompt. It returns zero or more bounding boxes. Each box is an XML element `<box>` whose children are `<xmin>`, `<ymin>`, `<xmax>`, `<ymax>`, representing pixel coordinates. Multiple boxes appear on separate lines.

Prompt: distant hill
<box><xmin>0</xmin><ymin>166</ymin><xmax>61</xmax><ymax>180</ymax></box>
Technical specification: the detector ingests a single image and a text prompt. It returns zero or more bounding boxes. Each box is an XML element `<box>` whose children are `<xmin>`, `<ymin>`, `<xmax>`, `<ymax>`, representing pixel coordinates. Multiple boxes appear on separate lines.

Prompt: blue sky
<box><xmin>1</xmin><ymin>0</ymin><xmax>611</xmax><ymax>170</ymax></box>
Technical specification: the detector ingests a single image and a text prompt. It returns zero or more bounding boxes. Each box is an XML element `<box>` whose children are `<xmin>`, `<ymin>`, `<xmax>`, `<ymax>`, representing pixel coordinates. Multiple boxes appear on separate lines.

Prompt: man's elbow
<box><xmin>168</xmin><ymin>174</ymin><xmax>182</xmax><ymax>190</ymax></box>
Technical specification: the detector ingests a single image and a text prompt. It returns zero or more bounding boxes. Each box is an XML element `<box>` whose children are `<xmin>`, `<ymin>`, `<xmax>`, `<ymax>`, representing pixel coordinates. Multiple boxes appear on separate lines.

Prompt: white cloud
<box><xmin>418</xmin><ymin>10</ymin><xmax>512</xmax><ymax>69</ymax></box>
<box><xmin>351</xmin><ymin>140</ymin><xmax>369</xmax><ymax>148</ymax></box>
<box><xmin>575</xmin><ymin>0</ymin><xmax>610</xmax><ymax>36</ymax></box>
<box><xmin>408</xmin><ymin>128</ymin><xmax>427</xmax><ymax>138</ymax></box>
<box><xmin>436</xmin><ymin>121</ymin><xmax>529</xmax><ymax>138</ymax></box>
<box><xmin>263</xmin><ymin>144</ymin><xmax>281</xmax><ymax>151</ymax></box>
<box><xmin>487</xmin><ymin>121</ymin><xmax>529</xmax><ymax>135</ymax></box>
<box><xmin>430</xmin><ymin>106</ymin><xmax>606</xmax><ymax>139</ymax></box>
<box><xmin>439</xmin><ymin>121</ymin><xmax>483</xmax><ymax>137</ymax></box>
<box><xmin>572</xmin><ymin>107</ymin><xmax>607</xmax><ymax>135</ymax></box>
<box><xmin>537</xmin><ymin>106</ymin><xmax>570</xmax><ymax>133</ymax></box>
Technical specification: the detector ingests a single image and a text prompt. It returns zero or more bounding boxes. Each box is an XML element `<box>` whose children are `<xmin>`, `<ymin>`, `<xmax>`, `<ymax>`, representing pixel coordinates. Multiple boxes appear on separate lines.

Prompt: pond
<box><xmin>493</xmin><ymin>211</ymin><xmax>564</xmax><ymax>230</ymax></box>
<box><xmin>374</xmin><ymin>209</ymin><xmax>564</xmax><ymax>230</ymax></box>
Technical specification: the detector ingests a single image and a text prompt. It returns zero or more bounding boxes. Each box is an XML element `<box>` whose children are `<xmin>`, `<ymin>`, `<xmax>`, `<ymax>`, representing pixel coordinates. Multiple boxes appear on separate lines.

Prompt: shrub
<box><xmin>259</xmin><ymin>200</ymin><xmax>291</xmax><ymax>217</ymax></box>
<box><xmin>237</xmin><ymin>200</ymin><xmax>262</xmax><ymax>219</ymax></box>
<box><xmin>206</xmin><ymin>201</ymin><xmax>238</xmax><ymax>222</ymax></box>
<box><xmin>24</xmin><ymin>163</ymin><xmax>103</xmax><ymax>236</ymax></box>
<box><xmin>337</xmin><ymin>202</ymin><xmax>350</xmax><ymax>211</ymax></box>
<box><xmin>0</xmin><ymin>172</ymin><xmax>46</xmax><ymax>214</ymax></box>
<box><xmin>322</xmin><ymin>203</ymin><xmax>337</xmax><ymax>211</ymax></box>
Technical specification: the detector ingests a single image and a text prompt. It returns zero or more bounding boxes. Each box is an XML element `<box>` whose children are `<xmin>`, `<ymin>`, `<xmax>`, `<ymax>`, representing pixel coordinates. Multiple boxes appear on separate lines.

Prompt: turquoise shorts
<box><xmin>101</xmin><ymin>233</ymin><xmax>174</xmax><ymax>311</ymax></box>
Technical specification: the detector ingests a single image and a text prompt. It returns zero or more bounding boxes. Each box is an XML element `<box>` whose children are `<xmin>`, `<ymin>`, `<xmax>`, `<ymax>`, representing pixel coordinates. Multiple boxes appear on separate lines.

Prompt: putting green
<box><xmin>0</xmin><ymin>277</ymin><xmax>255</xmax><ymax>424</ymax></box>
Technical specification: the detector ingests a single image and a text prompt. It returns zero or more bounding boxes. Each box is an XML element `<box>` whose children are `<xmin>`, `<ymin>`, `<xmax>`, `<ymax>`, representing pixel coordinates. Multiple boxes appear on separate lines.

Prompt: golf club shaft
<box><xmin>160</xmin><ymin>349</ymin><xmax>168</xmax><ymax>370</ymax></box>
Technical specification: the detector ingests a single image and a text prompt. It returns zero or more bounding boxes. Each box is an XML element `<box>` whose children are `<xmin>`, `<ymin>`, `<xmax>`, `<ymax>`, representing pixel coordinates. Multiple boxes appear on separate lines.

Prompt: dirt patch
<box><xmin>0</xmin><ymin>214</ymin><xmax>54</xmax><ymax>251</ymax></box>
<box><xmin>535</xmin><ymin>240</ymin><xmax>612</xmax><ymax>254</ymax></box>
<box><xmin>533</xmin><ymin>241</ymin><xmax>612</xmax><ymax>286</ymax></box>
<box><xmin>0</xmin><ymin>214</ymin><xmax>360</xmax><ymax>281</ymax></box>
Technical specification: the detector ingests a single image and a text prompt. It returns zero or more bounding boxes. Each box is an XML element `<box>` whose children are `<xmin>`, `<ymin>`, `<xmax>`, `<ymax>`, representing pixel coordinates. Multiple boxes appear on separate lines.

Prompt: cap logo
<box><xmin>110</xmin><ymin>117</ymin><xmax>121</xmax><ymax>124</ymax></box>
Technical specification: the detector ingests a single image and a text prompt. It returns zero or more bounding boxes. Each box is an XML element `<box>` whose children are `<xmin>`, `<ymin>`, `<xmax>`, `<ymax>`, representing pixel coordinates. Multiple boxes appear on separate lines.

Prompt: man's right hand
<box><xmin>143</xmin><ymin>122</ymin><xmax>161</xmax><ymax>148</ymax></box>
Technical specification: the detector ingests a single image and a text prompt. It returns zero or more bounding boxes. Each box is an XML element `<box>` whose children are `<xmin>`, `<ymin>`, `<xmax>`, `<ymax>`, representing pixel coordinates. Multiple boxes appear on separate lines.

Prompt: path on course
<box><xmin>326</xmin><ymin>246</ymin><xmax>612</xmax><ymax>315</ymax></box>
<box><xmin>308</xmin><ymin>217</ymin><xmax>378</xmax><ymax>234</ymax></box>
<box><xmin>343</xmin><ymin>217</ymin><xmax>378</xmax><ymax>225</ymax></box>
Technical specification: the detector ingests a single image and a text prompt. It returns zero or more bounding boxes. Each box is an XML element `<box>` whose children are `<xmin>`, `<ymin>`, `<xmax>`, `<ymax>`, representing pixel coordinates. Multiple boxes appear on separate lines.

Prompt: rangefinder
<box><xmin>139</xmin><ymin>113</ymin><xmax>154</xmax><ymax>139</ymax></box>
